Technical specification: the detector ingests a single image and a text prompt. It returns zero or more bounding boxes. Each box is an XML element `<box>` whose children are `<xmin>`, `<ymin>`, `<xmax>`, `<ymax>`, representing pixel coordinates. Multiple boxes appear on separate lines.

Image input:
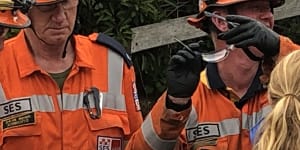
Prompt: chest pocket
<box><xmin>83</xmin><ymin>92</ymin><xmax>129</xmax><ymax>150</ymax></box>
<box><xmin>84</xmin><ymin>107</ymin><xmax>130</xmax><ymax>136</ymax></box>
<box><xmin>0</xmin><ymin>112</ymin><xmax>42</xmax><ymax>149</ymax></box>
<box><xmin>83</xmin><ymin>92</ymin><xmax>130</xmax><ymax>135</ymax></box>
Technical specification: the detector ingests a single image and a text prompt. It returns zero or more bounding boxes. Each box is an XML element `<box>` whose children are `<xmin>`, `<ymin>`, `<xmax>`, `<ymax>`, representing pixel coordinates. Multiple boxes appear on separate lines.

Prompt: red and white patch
<box><xmin>97</xmin><ymin>136</ymin><xmax>122</xmax><ymax>150</ymax></box>
<box><xmin>132</xmin><ymin>81</ymin><xmax>141</xmax><ymax>111</ymax></box>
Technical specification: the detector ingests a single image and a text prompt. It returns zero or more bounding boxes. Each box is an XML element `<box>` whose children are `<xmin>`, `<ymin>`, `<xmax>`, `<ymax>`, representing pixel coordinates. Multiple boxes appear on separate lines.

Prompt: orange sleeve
<box><xmin>126</xmin><ymin>92</ymin><xmax>191</xmax><ymax>150</ymax></box>
<box><xmin>123</xmin><ymin>65</ymin><xmax>143</xmax><ymax>140</ymax></box>
<box><xmin>277</xmin><ymin>35</ymin><xmax>300</xmax><ymax>60</ymax></box>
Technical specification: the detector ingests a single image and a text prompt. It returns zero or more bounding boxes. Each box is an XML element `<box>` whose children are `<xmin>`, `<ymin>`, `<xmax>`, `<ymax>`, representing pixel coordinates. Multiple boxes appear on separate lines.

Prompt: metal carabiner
<box><xmin>83</xmin><ymin>87</ymin><xmax>103</xmax><ymax>119</ymax></box>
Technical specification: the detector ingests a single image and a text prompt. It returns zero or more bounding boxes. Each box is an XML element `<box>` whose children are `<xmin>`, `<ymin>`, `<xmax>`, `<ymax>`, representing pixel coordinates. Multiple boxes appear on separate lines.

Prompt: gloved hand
<box><xmin>167</xmin><ymin>42</ymin><xmax>204</xmax><ymax>98</ymax></box>
<box><xmin>218</xmin><ymin>15</ymin><xmax>280</xmax><ymax>57</ymax></box>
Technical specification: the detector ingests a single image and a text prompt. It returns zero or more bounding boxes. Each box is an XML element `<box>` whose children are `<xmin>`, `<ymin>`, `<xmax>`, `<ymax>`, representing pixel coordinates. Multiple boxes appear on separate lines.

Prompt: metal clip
<box><xmin>83</xmin><ymin>87</ymin><xmax>103</xmax><ymax>119</ymax></box>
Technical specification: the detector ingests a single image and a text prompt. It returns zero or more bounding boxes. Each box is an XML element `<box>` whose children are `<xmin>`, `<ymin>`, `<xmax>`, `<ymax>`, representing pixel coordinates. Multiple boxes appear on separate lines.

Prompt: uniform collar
<box><xmin>14</xmin><ymin>31</ymin><xmax>94</xmax><ymax>78</ymax></box>
<box><xmin>205</xmin><ymin>63</ymin><xmax>265</xmax><ymax>107</ymax></box>
<box><xmin>206</xmin><ymin>63</ymin><xmax>263</xmax><ymax>90</ymax></box>
<box><xmin>206</xmin><ymin>63</ymin><xmax>225</xmax><ymax>89</ymax></box>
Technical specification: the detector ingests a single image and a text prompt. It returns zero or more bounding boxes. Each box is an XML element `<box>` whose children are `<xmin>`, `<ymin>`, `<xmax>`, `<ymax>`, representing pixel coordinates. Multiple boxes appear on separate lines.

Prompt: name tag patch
<box><xmin>186</xmin><ymin>124</ymin><xmax>220</xmax><ymax>143</ymax></box>
<box><xmin>97</xmin><ymin>136</ymin><xmax>122</xmax><ymax>150</ymax></box>
<box><xmin>2</xmin><ymin>112</ymin><xmax>35</xmax><ymax>130</ymax></box>
<box><xmin>0</xmin><ymin>98</ymin><xmax>32</xmax><ymax>118</ymax></box>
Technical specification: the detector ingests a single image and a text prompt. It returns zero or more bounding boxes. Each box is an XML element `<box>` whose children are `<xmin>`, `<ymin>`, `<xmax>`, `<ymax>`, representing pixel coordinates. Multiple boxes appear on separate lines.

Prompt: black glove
<box><xmin>218</xmin><ymin>15</ymin><xmax>280</xmax><ymax>57</ymax></box>
<box><xmin>167</xmin><ymin>42</ymin><xmax>204</xmax><ymax>98</ymax></box>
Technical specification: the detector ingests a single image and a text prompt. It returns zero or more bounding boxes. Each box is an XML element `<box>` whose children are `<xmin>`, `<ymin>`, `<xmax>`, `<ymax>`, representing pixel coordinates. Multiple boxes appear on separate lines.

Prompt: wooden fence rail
<box><xmin>131</xmin><ymin>0</ymin><xmax>300</xmax><ymax>53</ymax></box>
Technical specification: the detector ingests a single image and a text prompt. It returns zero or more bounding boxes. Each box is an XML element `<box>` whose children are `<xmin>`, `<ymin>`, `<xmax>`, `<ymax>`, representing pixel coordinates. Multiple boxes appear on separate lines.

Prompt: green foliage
<box><xmin>77</xmin><ymin>0</ymin><xmax>171</xmax><ymax>50</ymax></box>
<box><xmin>132</xmin><ymin>47</ymin><xmax>170</xmax><ymax>116</ymax></box>
<box><xmin>5</xmin><ymin>28</ymin><xmax>20</xmax><ymax>39</ymax></box>
<box><xmin>133</xmin><ymin>47</ymin><xmax>169</xmax><ymax>99</ymax></box>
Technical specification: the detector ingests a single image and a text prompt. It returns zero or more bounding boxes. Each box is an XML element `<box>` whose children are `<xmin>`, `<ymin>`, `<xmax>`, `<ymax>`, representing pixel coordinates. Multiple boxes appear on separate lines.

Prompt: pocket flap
<box><xmin>84</xmin><ymin>109</ymin><xmax>130</xmax><ymax>135</ymax></box>
<box><xmin>0</xmin><ymin>112</ymin><xmax>42</xmax><ymax>146</ymax></box>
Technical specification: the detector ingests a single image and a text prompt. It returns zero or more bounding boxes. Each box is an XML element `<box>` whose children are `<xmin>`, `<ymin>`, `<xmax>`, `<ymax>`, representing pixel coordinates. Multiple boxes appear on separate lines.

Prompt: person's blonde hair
<box><xmin>253</xmin><ymin>50</ymin><xmax>300</xmax><ymax>150</ymax></box>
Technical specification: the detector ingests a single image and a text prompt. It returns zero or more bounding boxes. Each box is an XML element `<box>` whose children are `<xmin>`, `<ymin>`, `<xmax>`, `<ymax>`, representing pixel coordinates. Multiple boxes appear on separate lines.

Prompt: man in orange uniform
<box><xmin>0</xmin><ymin>0</ymin><xmax>32</xmax><ymax>49</ymax></box>
<box><xmin>126</xmin><ymin>0</ymin><xmax>300</xmax><ymax>149</ymax></box>
<box><xmin>0</xmin><ymin>0</ymin><xmax>143</xmax><ymax>149</ymax></box>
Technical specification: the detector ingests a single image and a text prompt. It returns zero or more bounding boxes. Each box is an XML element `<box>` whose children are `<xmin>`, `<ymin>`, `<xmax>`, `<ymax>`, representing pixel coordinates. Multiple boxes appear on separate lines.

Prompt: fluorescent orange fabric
<box><xmin>0</xmin><ymin>10</ymin><xmax>30</xmax><ymax>28</ymax></box>
<box><xmin>0</xmin><ymin>31</ymin><xmax>143</xmax><ymax>149</ymax></box>
<box><xmin>34</xmin><ymin>0</ymin><xmax>64</xmax><ymax>5</ymax></box>
<box><xmin>126</xmin><ymin>36</ymin><xmax>300</xmax><ymax>150</ymax></box>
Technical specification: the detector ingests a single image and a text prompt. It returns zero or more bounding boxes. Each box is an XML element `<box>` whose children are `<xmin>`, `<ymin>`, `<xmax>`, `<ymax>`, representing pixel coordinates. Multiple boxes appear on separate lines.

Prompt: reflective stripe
<box><xmin>186</xmin><ymin>106</ymin><xmax>198</xmax><ymax>128</ymax></box>
<box><xmin>0</xmin><ymin>93</ymin><xmax>55</xmax><ymax>117</ymax></box>
<box><xmin>218</xmin><ymin>118</ymin><xmax>240</xmax><ymax>136</ymax></box>
<box><xmin>58</xmin><ymin>92</ymin><xmax>126</xmax><ymax>111</ymax></box>
<box><xmin>108</xmin><ymin>49</ymin><xmax>123</xmax><ymax>96</ymax></box>
<box><xmin>0</xmin><ymin>49</ymin><xmax>126</xmax><ymax>114</ymax></box>
<box><xmin>186</xmin><ymin>118</ymin><xmax>240</xmax><ymax>142</ymax></box>
<box><xmin>0</xmin><ymin>90</ymin><xmax>125</xmax><ymax>114</ymax></box>
<box><xmin>0</xmin><ymin>84</ymin><xmax>54</xmax><ymax>112</ymax></box>
<box><xmin>185</xmin><ymin>104</ymin><xmax>271</xmax><ymax>142</ymax></box>
<box><xmin>186</xmin><ymin>106</ymin><xmax>241</xmax><ymax>141</ymax></box>
<box><xmin>242</xmin><ymin>105</ymin><xmax>272</xmax><ymax>130</ymax></box>
<box><xmin>0</xmin><ymin>84</ymin><xmax>6</xmax><ymax>103</ymax></box>
<box><xmin>104</xmin><ymin>93</ymin><xmax>125</xmax><ymax>111</ymax></box>
<box><xmin>58</xmin><ymin>93</ymin><xmax>84</xmax><ymax>111</ymax></box>
<box><xmin>30</xmin><ymin>95</ymin><xmax>55</xmax><ymax>112</ymax></box>
<box><xmin>141</xmin><ymin>112</ymin><xmax>177</xmax><ymax>150</ymax></box>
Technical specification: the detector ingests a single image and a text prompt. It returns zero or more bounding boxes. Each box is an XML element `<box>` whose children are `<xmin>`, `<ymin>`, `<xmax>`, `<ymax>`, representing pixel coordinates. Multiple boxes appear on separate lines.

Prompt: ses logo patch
<box><xmin>186</xmin><ymin>124</ymin><xmax>221</xmax><ymax>143</ymax></box>
<box><xmin>97</xmin><ymin>136</ymin><xmax>122</xmax><ymax>150</ymax></box>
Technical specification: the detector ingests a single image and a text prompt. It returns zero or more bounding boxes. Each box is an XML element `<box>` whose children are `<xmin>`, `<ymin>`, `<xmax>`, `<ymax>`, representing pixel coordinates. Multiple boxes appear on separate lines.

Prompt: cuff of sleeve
<box><xmin>166</xmin><ymin>96</ymin><xmax>192</xmax><ymax>112</ymax></box>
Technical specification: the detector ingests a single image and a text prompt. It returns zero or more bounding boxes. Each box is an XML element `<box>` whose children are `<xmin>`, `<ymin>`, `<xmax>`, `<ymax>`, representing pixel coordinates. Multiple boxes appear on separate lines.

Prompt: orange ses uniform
<box><xmin>0</xmin><ymin>31</ymin><xmax>143</xmax><ymax>150</ymax></box>
<box><xmin>126</xmin><ymin>36</ymin><xmax>300</xmax><ymax>150</ymax></box>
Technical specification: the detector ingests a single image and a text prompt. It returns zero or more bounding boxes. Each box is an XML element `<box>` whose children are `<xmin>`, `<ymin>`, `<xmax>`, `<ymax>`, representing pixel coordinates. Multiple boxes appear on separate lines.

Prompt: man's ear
<box><xmin>210</xmin><ymin>11</ymin><xmax>229</xmax><ymax>32</ymax></box>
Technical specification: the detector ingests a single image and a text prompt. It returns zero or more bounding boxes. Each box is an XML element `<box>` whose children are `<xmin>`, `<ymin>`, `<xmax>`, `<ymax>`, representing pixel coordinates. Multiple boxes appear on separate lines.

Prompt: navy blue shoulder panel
<box><xmin>95</xmin><ymin>33</ymin><xmax>132</xmax><ymax>67</ymax></box>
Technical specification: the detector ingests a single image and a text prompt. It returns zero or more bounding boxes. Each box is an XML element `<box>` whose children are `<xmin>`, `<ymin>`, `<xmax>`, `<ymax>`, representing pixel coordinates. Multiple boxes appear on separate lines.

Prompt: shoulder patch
<box><xmin>94</xmin><ymin>33</ymin><xmax>132</xmax><ymax>67</ymax></box>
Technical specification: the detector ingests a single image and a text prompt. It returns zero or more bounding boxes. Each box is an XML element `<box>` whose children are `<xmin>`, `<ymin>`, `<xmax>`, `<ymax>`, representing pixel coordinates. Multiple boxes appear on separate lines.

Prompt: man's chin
<box><xmin>46</xmin><ymin>35</ymin><xmax>71</xmax><ymax>45</ymax></box>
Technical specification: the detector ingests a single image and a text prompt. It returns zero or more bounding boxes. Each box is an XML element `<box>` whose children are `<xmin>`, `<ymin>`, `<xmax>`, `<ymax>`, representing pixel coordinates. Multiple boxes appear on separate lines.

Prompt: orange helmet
<box><xmin>0</xmin><ymin>0</ymin><xmax>33</xmax><ymax>28</ymax></box>
<box><xmin>188</xmin><ymin>0</ymin><xmax>285</xmax><ymax>30</ymax></box>
<box><xmin>34</xmin><ymin>0</ymin><xmax>64</xmax><ymax>6</ymax></box>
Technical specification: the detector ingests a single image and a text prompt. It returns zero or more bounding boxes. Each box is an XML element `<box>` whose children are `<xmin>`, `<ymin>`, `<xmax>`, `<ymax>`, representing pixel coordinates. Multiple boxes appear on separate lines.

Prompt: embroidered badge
<box><xmin>0</xmin><ymin>98</ymin><xmax>32</xmax><ymax>118</ymax></box>
<box><xmin>192</xmin><ymin>137</ymin><xmax>218</xmax><ymax>148</ymax></box>
<box><xmin>97</xmin><ymin>136</ymin><xmax>122</xmax><ymax>150</ymax></box>
<box><xmin>132</xmin><ymin>81</ymin><xmax>141</xmax><ymax>111</ymax></box>
<box><xmin>2</xmin><ymin>112</ymin><xmax>36</xmax><ymax>130</ymax></box>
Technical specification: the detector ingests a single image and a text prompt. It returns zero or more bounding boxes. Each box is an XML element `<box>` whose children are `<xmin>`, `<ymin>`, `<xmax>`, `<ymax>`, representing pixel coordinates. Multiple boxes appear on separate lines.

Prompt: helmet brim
<box><xmin>34</xmin><ymin>0</ymin><xmax>64</xmax><ymax>6</ymax></box>
<box><xmin>0</xmin><ymin>10</ymin><xmax>31</xmax><ymax>28</ymax></box>
<box><xmin>188</xmin><ymin>0</ymin><xmax>248</xmax><ymax>28</ymax></box>
<box><xmin>188</xmin><ymin>0</ymin><xmax>285</xmax><ymax>30</ymax></box>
